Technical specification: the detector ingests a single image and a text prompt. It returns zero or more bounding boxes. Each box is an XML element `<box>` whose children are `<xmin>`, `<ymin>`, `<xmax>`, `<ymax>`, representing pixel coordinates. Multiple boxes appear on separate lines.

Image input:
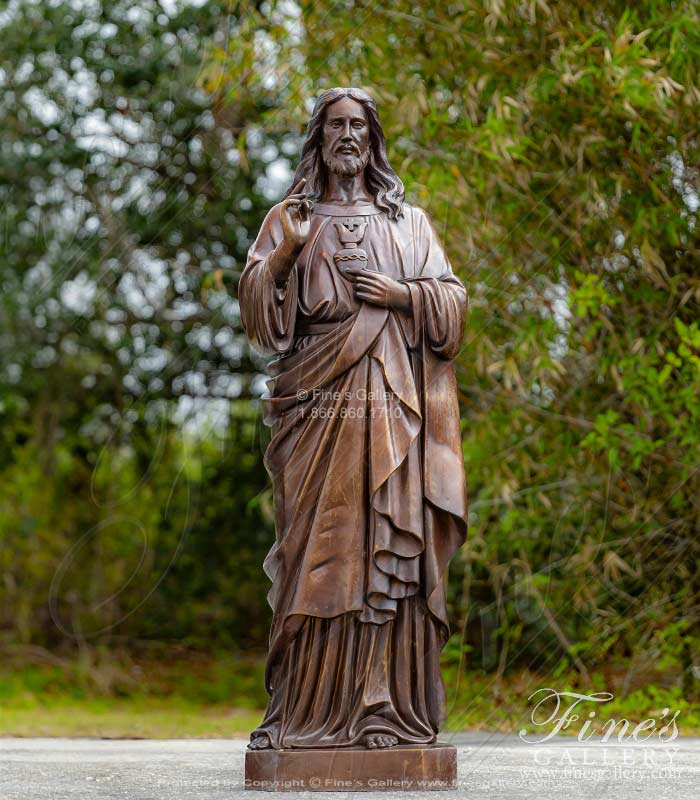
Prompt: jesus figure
<box><xmin>239</xmin><ymin>87</ymin><xmax>468</xmax><ymax>751</ymax></box>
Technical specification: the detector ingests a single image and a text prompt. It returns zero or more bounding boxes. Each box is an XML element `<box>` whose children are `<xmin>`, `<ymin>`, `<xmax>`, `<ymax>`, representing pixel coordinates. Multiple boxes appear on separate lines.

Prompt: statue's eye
<box><xmin>352</xmin><ymin>121</ymin><xmax>365</xmax><ymax>129</ymax></box>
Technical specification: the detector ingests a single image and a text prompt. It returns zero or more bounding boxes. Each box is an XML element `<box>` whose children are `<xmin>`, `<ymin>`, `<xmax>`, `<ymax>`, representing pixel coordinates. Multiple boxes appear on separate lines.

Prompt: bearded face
<box><xmin>320</xmin><ymin>96</ymin><xmax>371</xmax><ymax>178</ymax></box>
<box><xmin>323</xmin><ymin>147</ymin><xmax>371</xmax><ymax>177</ymax></box>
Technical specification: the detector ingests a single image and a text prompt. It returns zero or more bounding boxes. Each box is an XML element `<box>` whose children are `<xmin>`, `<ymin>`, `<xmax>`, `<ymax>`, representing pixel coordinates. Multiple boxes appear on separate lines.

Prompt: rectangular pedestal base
<box><xmin>245</xmin><ymin>743</ymin><xmax>457</xmax><ymax>792</ymax></box>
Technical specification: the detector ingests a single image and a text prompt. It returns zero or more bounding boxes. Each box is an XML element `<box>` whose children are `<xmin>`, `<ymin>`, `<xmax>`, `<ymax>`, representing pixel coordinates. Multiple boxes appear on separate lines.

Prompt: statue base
<box><xmin>245</xmin><ymin>743</ymin><xmax>457</xmax><ymax>792</ymax></box>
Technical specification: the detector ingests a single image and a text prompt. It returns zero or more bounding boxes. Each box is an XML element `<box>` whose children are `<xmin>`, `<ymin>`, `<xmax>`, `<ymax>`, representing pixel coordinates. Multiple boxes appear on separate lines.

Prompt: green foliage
<box><xmin>0</xmin><ymin>0</ymin><xmax>277</xmax><ymax>654</ymax></box>
<box><xmin>1</xmin><ymin>0</ymin><xmax>699</xmax><ymax>710</ymax></box>
<box><xmin>210</xmin><ymin>0</ymin><xmax>700</xmax><ymax>689</ymax></box>
<box><xmin>0</xmin><ymin>401</ymin><xmax>274</xmax><ymax>650</ymax></box>
<box><xmin>0</xmin><ymin>657</ymin><xmax>267</xmax><ymax>737</ymax></box>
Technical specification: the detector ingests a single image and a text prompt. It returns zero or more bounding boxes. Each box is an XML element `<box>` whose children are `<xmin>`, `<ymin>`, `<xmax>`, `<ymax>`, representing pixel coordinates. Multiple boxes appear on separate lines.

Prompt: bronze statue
<box><xmin>239</xmin><ymin>87</ymin><xmax>468</xmax><ymax>763</ymax></box>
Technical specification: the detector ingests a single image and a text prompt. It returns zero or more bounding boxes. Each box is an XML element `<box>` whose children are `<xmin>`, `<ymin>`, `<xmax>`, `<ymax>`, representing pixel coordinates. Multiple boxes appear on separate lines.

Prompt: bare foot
<box><xmin>248</xmin><ymin>734</ymin><xmax>272</xmax><ymax>750</ymax></box>
<box><xmin>364</xmin><ymin>733</ymin><xmax>399</xmax><ymax>749</ymax></box>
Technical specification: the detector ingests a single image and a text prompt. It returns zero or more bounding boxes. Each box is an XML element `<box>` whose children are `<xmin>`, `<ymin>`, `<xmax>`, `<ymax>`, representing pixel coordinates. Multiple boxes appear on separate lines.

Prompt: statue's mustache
<box><xmin>323</xmin><ymin>148</ymin><xmax>370</xmax><ymax>175</ymax></box>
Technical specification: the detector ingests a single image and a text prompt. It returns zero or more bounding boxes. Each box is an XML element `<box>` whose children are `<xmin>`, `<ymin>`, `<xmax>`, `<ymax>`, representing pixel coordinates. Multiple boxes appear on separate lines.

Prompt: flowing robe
<box><xmin>239</xmin><ymin>200</ymin><xmax>468</xmax><ymax>749</ymax></box>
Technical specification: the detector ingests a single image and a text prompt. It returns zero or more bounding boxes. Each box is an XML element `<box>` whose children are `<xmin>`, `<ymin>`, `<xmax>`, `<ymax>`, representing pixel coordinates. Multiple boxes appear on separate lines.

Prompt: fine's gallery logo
<box><xmin>519</xmin><ymin>688</ymin><xmax>681</xmax><ymax>744</ymax></box>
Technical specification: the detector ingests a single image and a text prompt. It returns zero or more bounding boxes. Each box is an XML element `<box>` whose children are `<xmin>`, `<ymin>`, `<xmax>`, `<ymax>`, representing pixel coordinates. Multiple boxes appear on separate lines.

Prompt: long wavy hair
<box><xmin>285</xmin><ymin>88</ymin><xmax>405</xmax><ymax>220</ymax></box>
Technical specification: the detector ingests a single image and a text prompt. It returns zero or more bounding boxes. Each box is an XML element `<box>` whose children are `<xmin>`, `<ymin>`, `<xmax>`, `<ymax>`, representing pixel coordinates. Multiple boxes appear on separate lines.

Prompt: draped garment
<box><xmin>239</xmin><ymin>200</ymin><xmax>468</xmax><ymax>748</ymax></box>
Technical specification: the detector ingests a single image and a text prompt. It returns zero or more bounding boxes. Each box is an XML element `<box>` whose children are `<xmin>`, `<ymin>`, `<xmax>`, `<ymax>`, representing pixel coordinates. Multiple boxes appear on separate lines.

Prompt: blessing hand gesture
<box><xmin>280</xmin><ymin>178</ymin><xmax>313</xmax><ymax>253</ymax></box>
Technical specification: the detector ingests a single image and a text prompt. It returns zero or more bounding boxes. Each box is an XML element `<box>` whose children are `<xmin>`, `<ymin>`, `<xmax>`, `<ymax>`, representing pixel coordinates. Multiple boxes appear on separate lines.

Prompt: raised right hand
<box><xmin>280</xmin><ymin>178</ymin><xmax>313</xmax><ymax>253</ymax></box>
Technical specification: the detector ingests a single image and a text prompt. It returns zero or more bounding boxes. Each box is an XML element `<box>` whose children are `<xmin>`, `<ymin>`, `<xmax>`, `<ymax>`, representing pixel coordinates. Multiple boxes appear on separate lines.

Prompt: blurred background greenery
<box><xmin>1</xmin><ymin>0</ymin><xmax>699</xmax><ymax>737</ymax></box>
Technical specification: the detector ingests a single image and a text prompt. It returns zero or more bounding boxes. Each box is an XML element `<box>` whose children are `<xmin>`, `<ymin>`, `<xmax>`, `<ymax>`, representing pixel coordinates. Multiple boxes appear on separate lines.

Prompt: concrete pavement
<box><xmin>1</xmin><ymin>733</ymin><xmax>699</xmax><ymax>799</ymax></box>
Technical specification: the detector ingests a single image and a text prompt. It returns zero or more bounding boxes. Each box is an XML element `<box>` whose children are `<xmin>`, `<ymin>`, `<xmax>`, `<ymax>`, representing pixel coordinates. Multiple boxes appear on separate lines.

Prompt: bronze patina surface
<box><xmin>239</xmin><ymin>87</ymin><xmax>467</xmax><ymax>789</ymax></box>
<box><xmin>245</xmin><ymin>743</ymin><xmax>457</xmax><ymax>792</ymax></box>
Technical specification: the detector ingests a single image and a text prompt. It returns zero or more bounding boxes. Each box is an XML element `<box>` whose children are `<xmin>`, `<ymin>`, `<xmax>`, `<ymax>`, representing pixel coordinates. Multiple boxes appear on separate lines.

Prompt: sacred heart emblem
<box><xmin>333</xmin><ymin>218</ymin><xmax>371</xmax><ymax>276</ymax></box>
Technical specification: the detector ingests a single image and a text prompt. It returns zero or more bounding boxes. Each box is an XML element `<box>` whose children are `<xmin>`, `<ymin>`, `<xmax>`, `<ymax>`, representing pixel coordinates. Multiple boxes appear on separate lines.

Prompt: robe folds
<box><xmin>239</xmin><ymin>200</ymin><xmax>468</xmax><ymax>749</ymax></box>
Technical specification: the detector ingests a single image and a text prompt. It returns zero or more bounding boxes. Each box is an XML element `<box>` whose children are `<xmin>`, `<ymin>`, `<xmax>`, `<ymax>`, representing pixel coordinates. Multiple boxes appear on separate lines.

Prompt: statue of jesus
<box><xmin>240</xmin><ymin>87</ymin><xmax>468</xmax><ymax>752</ymax></box>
